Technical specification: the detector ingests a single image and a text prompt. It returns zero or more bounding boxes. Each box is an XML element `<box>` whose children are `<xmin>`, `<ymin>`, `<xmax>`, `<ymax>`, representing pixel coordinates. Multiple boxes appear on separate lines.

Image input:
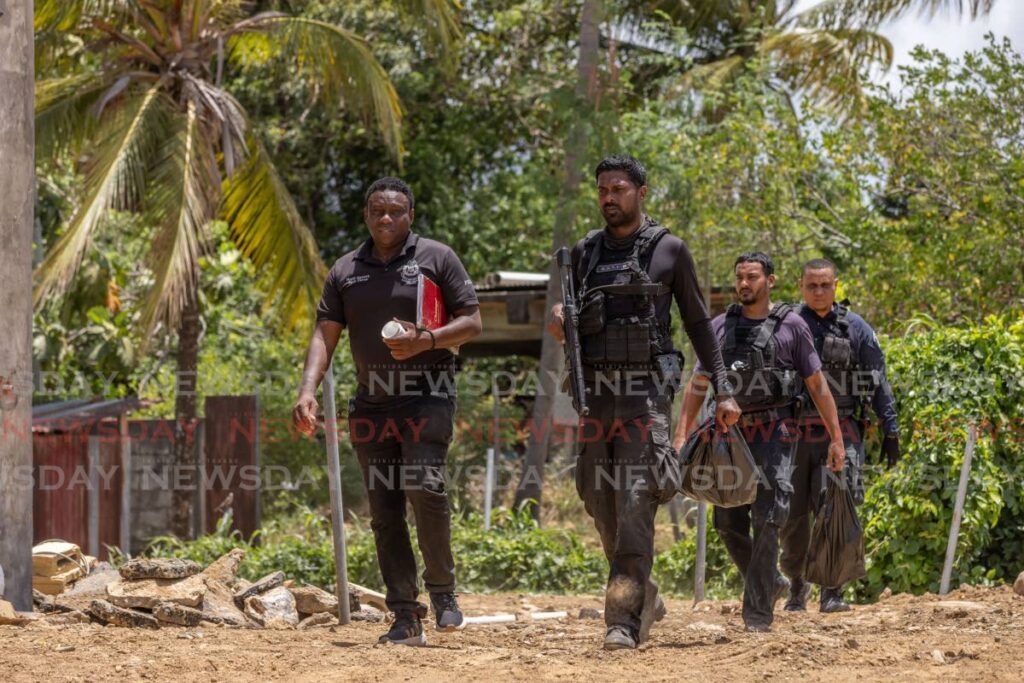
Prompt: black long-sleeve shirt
<box><xmin>569</xmin><ymin>216</ymin><xmax>729</xmax><ymax>394</ymax></box>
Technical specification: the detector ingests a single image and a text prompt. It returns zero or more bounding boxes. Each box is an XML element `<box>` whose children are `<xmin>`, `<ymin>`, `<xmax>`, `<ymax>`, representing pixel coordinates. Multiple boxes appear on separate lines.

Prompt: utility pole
<box><xmin>0</xmin><ymin>0</ymin><xmax>37</xmax><ymax>612</ymax></box>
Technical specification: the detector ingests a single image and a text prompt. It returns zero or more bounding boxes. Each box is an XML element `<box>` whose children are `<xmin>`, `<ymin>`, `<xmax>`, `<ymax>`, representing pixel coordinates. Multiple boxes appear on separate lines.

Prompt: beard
<box><xmin>602</xmin><ymin>205</ymin><xmax>638</xmax><ymax>228</ymax></box>
<box><xmin>737</xmin><ymin>285</ymin><xmax>766</xmax><ymax>305</ymax></box>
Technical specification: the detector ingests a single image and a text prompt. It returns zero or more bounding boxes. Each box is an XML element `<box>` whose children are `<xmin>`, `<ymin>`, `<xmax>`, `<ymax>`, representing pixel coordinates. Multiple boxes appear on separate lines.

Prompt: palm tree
<box><xmin>625</xmin><ymin>0</ymin><xmax>995</xmax><ymax>111</ymax></box>
<box><xmin>32</xmin><ymin>0</ymin><xmax>458</xmax><ymax>537</ymax></box>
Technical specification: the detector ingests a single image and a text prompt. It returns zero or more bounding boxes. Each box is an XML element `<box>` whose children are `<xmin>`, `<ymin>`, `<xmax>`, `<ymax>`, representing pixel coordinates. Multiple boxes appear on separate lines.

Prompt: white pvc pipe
<box><xmin>484</xmin><ymin>448</ymin><xmax>495</xmax><ymax>530</ymax></box>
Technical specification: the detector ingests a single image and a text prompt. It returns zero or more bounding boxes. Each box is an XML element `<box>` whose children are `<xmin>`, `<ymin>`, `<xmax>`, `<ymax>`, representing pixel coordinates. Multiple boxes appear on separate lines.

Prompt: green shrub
<box><xmin>854</xmin><ymin>315</ymin><xmax>1024</xmax><ymax>597</ymax></box>
<box><xmin>653</xmin><ymin>524</ymin><xmax>741</xmax><ymax>599</ymax></box>
<box><xmin>146</xmin><ymin>506</ymin><xmax>605</xmax><ymax>594</ymax></box>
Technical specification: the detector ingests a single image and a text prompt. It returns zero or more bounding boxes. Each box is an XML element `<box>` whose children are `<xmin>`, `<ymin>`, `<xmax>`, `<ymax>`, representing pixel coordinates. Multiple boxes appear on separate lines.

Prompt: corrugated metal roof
<box><xmin>32</xmin><ymin>396</ymin><xmax>145</xmax><ymax>433</ymax></box>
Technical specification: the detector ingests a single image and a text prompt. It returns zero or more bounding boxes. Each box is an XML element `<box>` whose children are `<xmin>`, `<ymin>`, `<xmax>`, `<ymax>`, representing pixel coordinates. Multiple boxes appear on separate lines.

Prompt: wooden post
<box><xmin>940</xmin><ymin>424</ymin><xmax>977</xmax><ymax>595</ymax></box>
<box><xmin>0</xmin><ymin>0</ymin><xmax>35</xmax><ymax>612</ymax></box>
<box><xmin>119</xmin><ymin>414</ymin><xmax>132</xmax><ymax>556</ymax></box>
<box><xmin>694</xmin><ymin>501</ymin><xmax>708</xmax><ymax>603</ymax></box>
<box><xmin>322</xmin><ymin>361</ymin><xmax>351</xmax><ymax>624</ymax></box>
<box><xmin>87</xmin><ymin>436</ymin><xmax>101</xmax><ymax>558</ymax></box>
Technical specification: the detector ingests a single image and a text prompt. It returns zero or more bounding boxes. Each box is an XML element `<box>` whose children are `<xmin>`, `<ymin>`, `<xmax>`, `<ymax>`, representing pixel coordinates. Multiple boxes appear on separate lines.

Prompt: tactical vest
<box><xmin>802</xmin><ymin>304</ymin><xmax>877</xmax><ymax>419</ymax></box>
<box><xmin>575</xmin><ymin>223</ymin><xmax>672</xmax><ymax>368</ymax></box>
<box><xmin>721</xmin><ymin>303</ymin><xmax>803</xmax><ymax>414</ymax></box>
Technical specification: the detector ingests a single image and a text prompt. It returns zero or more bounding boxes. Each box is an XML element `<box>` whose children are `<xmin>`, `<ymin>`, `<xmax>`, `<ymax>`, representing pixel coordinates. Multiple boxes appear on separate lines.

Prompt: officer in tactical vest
<box><xmin>547</xmin><ymin>155</ymin><xmax>742</xmax><ymax>650</ymax></box>
<box><xmin>779</xmin><ymin>258</ymin><xmax>901</xmax><ymax>613</ymax></box>
<box><xmin>673</xmin><ymin>252</ymin><xmax>847</xmax><ymax>632</ymax></box>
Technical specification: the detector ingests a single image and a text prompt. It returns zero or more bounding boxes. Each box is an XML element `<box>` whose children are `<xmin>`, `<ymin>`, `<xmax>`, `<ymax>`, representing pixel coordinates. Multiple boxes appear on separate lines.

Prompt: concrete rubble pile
<box><xmin>0</xmin><ymin>549</ymin><xmax>384</xmax><ymax>631</ymax></box>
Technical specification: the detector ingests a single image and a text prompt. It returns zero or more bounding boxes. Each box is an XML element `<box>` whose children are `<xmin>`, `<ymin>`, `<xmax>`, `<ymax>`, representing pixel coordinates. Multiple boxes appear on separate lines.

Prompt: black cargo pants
<box><xmin>348</xmin><ymin>394</ymin><xmax>457</xmax><ymax>614</ymax></box>
<box><xmin>574</xmin><ymin>375</ymin><xmax>676</xmax><ymax>636</ymax></box>
<box><xmin>779</xmin><ymin>418</ymin><xmax>865</xmax><ymax>586</ymax></box>
<box><xmin>713</xmin><ymin>417</ymin><xmax>797</xmax><ymax>628</ymax></box>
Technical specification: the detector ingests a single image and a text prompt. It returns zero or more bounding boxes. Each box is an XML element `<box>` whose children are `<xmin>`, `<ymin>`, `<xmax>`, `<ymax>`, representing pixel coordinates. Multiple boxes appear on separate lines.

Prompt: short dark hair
<box><xmin>595</xmin><ymin>155</ymin><xmax>647</xmax><ymax>188</ymax></box>
<box><xmin>735</xmin><ymin>251</ymin><xmax>774</xmax><ymax>277</ymax></box>
<box><xmin>365</xmin><ymin>176</ymin><xmax>414</xmax><ymax>209</ymax></box>
<box><xmin>802</xmin><ymin>258</ymin><xmax>837</xmax><ymax>277</ymax></box>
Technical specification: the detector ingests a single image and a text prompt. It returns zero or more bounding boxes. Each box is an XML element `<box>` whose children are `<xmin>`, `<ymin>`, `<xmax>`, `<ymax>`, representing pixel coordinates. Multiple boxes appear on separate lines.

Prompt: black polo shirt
<box><xmin>316</xmin><ymin>232</ymin><xmax>478</xmax><ymax>400</ymax></box>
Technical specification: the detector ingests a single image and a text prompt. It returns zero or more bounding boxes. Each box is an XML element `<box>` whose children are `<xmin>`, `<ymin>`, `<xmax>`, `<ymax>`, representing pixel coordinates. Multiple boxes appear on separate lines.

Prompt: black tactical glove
<box><xmin>882</xmin><ymin>433</ymin><xmax>901</xmax><ymax>469</ymax></box>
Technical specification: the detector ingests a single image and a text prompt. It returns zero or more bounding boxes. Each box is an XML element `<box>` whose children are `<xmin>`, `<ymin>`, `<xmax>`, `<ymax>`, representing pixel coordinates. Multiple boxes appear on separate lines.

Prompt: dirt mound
<box><xmin>1</xmin><ymin>586</ymin><xmax>1021</xmax><ymax>681</ymax></box>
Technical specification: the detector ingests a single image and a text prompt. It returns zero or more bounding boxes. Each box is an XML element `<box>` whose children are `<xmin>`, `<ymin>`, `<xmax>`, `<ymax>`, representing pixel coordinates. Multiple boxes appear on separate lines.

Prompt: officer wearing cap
<box><xmin>674</xmin><ymin>251</ymin><xmax>847</xmax><ymax>632</ymax></box>
<box><xmin>548</xmin><ymin>155</ymin><xmax>742</xmax><ymax>650</ymax></box>
<box><xmin>294</xmin><ymin>177</ymin><xmax>482</xmax><ymax>646</ymax></box>
<box><xmin>779</xmin><ymin>257</ymin><xmax>900</xmax><ymax>613</ymax></box>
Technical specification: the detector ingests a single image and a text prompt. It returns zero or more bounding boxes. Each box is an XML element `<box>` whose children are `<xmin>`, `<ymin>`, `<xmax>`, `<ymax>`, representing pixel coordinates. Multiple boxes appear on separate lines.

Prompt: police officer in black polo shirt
<box><xmin>548</xmin><ymin>155</ymin><xmax>743</xmax><ymax>650</ymax></box>
<box><xmin>780</xmin><ymin>257</ymin><xmax>901</xmax><ymax>613</ymax></box>
<box><xmin>294</xmin><ymin>177</ymin><xmax>482</xmax><ymax>646</ymax></box>
<box><xmin>674</xmin><ymin>252</ymin><xmax>847</xmax><ymax>633</ymax></box>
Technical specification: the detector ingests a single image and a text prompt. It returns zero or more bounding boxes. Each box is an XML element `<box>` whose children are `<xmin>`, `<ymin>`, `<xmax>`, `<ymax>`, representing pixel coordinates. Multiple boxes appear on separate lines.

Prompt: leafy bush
<box><xmin>854</xmin><ymin>316</ymin><xmax>1024</xmax><ymax>598</ymax></box>
<box><xmin>653</xmin><ymin>523</ymin><xmax>741</xmax><ymax>599</ymax></box>
<box><xmin>146</xmin><ymin>507</ymin><xmax>605</xmax><ymax>594</ymax></box>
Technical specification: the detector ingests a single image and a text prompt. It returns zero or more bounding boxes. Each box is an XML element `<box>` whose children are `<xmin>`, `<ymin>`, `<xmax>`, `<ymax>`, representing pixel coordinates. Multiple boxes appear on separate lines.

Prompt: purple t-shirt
<box><xmin>695</xmin><ymin>307</ymin><xmax>822</xmax><ymax>379</ymax></box>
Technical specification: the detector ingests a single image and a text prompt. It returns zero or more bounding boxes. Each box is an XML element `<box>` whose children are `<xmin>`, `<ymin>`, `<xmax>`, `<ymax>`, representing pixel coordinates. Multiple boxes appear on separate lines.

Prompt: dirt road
<box><xmin>2</xmin><ymin>584</ymin><xmax>1020</xmax><ymax>682</ymax></box>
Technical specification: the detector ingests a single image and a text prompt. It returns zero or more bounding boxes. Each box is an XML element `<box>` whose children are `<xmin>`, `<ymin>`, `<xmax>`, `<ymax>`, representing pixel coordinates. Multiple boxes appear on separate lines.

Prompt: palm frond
<box><xmin>34</xmin><ymin>0</ymin><xmax>138</xmax><ymax>31</ymax></box>
<box><xmin>796</xmin><ymin>0</ymin><xmax>995</xmax><ymax>30</ymax></box>
<box><xmin>36</xmin><ymin>71</ymin><xmax>127</xmax><ymax>160</ymax></box>
<box><xmin>680</xmin><ymin>54</ymin><xmax>746</xmax><ymax>92</ymax></box>
<box><xmin>138</xmin><ymin>100</ymin><xmax>219</xmax><ymax>334</ymax></box>
<box><xmin>394</xmin><ymin>0</ymin><xmax>462</xmax><ymax>53</ymax></box>
<box><xmin>34</xmin><ymin>83</ymin><xmax>172</xmax><ymax>307</ymax></box>
<box><xmin>229</xmin><ymin>13</ymin><xmax>403</xmax><ymax>159</ymax></box>
<box><xmin>762</xmin><ymin>27</ymin><xmax>894</xmax><ymax>112</ymax></box>
<box><xmin>220</xmin><ymin>137</ymin><xmax>328</xmax><ymax>330</ymax></box>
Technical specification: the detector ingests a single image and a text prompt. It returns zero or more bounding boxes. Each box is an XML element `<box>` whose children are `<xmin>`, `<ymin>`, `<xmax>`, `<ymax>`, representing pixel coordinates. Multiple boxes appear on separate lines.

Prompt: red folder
<box><xmin>416</xmin><ymin>274</ymin><xmax>458</xmax><ymax>354</ymax></box>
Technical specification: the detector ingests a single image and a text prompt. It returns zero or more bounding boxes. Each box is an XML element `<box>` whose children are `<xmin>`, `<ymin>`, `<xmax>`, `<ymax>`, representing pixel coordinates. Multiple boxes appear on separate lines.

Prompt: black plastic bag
<box><xmin>804</xmin><ymin>476</ymin><xmax>867</xmax><ymax>588</ymax></box>
<box><xmin>678</xmin><ymin>417</ymin><xmax>759</xmax><ymax>507</ymax></box>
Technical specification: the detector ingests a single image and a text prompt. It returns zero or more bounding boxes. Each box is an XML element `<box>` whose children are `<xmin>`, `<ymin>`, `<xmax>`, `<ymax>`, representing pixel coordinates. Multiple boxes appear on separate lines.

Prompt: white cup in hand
<box><xmin>381</xmin><ymin>320</ymin><xmax>405</xmax><ymax>339</ymax></box>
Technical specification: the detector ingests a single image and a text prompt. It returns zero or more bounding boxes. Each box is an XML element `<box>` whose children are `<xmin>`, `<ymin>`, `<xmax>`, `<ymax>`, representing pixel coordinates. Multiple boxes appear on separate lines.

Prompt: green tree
<box><xmin>628</xmin><ymin>0</ymin><xmax>994</xmax><ymax>112</ymax></box>
<box><xmin>32</xmin><ymin>0</ymin><xmax>456</xmax><ymax>536</ymax></box>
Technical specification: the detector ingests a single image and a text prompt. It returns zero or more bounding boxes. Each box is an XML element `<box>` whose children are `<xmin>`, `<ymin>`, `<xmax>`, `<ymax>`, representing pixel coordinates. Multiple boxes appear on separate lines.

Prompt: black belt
<box><xmin>739</xmin><ymin>405</ymin><xmax>795</xmax><ymax>426</ymax></box>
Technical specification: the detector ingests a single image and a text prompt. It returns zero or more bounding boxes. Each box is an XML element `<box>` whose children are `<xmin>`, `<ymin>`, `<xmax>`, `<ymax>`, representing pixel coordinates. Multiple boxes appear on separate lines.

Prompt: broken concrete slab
<box><xmin>234</xmin><ymin>571</ymin><xmax>285</xmax><ymax>604</ymax></box>
<box><xmin>89</xmin><ymin>599</ymin><xmax>159</xmax><ymax>629</ymax></box>
<box><xmin>63</xmin><ymin>567</ymin><xmax>121</xmax><ymax>598</ymax></box>
<box><xmin>200</xmin><ymin>549</ymin><xmax>246</xmax><ymax>584</ymax></box>
<box><xmin>244</xmin><ymin>586</ymin><xmax>298</xmax><ymax>627</ymax></box>
<box><xmin>298</xmin><ymin>612</ymin><xmax>336</xmax><ymax>630</ymax></box>
<box><xmin>291</xmin><ymin>584</ymin><xmax>337</xmax><ymax>616</ymax></box>
<box><xmin>154</xmin><ymin>602</ymin><xmax>204</xmax><ymax>627</ymax></box>
<box><xmin>106</xmin><ymin>573</ymin><xmax>206</xmax><ymax>609</ymax></box>
<box><xmin>199</xmin><ymin>578</ymin><xmax>250</xmax><ymax>627</ymax></box>
<box><xmin>120</xmin><ymin>558</ymin><xmax>202</xmax><ymax>581</ymax></box>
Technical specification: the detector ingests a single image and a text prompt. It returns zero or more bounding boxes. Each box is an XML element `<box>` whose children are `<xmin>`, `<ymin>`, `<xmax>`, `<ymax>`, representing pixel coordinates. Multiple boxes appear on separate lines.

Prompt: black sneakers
<box><xmin>603</xmin><ymin>624</ymin><xmax>638</xmax><ymax>651</ymax></box>
<box><xmin>430</xmin><ymin>592</ymin><xmax>465</xmax><ymax>631</ymax></box>
<box><xmin>378</xmin><ymin>606</ymin><xmax>428</xmax><ymax>646</ymax></box>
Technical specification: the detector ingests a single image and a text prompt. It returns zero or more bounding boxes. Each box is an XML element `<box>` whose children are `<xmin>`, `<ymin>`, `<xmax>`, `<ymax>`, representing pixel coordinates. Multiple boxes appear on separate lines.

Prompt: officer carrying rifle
<box><xmin>548</xmin><ymin>155</ymin><xmax>741</xmax><ymax>650</ymax></box>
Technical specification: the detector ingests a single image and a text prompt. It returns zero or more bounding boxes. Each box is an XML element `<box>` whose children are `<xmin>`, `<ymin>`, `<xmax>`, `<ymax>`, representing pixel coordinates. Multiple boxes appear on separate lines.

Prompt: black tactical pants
<box><xmin>779</xmin><ymin>418</ymin><xmax>865</xmax><ymax>587</ymax></box>
<box><xmin>574</xmin><ymin>377</ymin><xmax>675</xmax><ymax>635</ymax></box>
<box><xmin>713</xmin><ymin>418</ymin><xmax>796</xmax><ymax>629</ymax></box>
<box><xmin>348</xmin><ymin>394</ymin><xmax>457</xmax><ymax>614</ymax></box>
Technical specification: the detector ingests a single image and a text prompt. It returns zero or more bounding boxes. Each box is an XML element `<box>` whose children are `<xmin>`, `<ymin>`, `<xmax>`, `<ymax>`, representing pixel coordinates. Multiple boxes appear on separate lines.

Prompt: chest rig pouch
<box><xmin>722</xmin><ymin>303</ymin><xmax>803</xmax><ymax>413</ymax></box>
<box><xmin>809</xmin><ymin>304</ymin><xmax>875</xmax><ymax>418</ymax></box>
<box><xmin>576</xmin><ymin>224</ymin><xmax>673</xmax><ymax>368</ymax></box>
